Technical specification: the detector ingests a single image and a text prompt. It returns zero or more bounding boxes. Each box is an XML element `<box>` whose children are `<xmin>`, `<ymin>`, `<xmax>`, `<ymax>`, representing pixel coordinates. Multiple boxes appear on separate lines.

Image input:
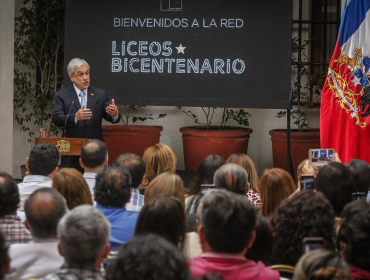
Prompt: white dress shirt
<box><xmin>7</xmin><ymin>238</ymin><xmax>64</xmax><ymax>280</ymax></box>
<box><xmin>17</xmin><ymin>175</ymin><xmax>52</xmax><ymax>211</ymax></box>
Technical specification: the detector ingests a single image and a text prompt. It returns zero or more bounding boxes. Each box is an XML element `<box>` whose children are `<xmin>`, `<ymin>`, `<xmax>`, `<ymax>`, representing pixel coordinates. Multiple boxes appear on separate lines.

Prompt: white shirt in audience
<box><xmin>17</xmin><ymin>175</ymin><xmax>52</xmax><ymax>211</ymax></box>
<box><xmin>7</xmin><ymin>238</ymin><xmax>64</xmax><ymax>280</ymax></box>
<box><xmin>83</xmin><ymin>172</ymin><xmax>97</xmax><ymax>199</ymax></box>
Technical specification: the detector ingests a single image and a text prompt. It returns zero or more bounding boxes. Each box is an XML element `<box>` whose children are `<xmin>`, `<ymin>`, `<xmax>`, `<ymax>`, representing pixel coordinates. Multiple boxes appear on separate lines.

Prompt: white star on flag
<box><xmin>351</xmin><ymin>75</ymin><xmax>362</xmax><ymax>87</ymax></box>
<box><xmin>176</xmin><ymin>44</ymin><xmax>186</xmax><ymax>54</ymax></box>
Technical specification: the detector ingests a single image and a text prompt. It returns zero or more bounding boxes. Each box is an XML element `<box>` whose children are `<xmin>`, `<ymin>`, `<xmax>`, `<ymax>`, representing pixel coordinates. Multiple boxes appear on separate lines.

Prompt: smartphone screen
<box><xmin>300</xmin><ymin>175</ymin><xmax>314</xmax><ymax>191</ymax></box>
<box><xmin>352</xmin><ymin>192</ymin><xmax>367</xmax><ymax>201</ymax></box>
<box><xmin>309</xmin><ymin>149</ymin><xmax>335</xmax><ymax>168</ymax></box>
<box><xmin>302</xmin><ymin>237</ymin><xmax>325</xmax><ymax>255</ymax></box>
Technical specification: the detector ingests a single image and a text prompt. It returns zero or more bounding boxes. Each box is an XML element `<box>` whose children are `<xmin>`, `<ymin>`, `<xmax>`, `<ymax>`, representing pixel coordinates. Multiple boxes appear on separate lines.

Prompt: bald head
<box><xmin>25</xmin><ymin>188</ymin><xmax>67</xmax><ymax>238</ymax></box>
<box><xmin>214</xmin><ymin>163</ymin><xmax>248</xmax><ymax>195</ymax></box>
<box><xmin>80</xmin><ymin>139</ymin><xmax>108</xmax><ymax>170</ymax></box>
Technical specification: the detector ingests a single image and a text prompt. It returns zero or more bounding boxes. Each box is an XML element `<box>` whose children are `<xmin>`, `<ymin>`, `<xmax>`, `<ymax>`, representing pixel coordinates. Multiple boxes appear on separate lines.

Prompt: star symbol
<box><xmin>351</xmin><ymin>75</ymin><xmax>362</xmax><ymax>87</ymax></box>
<box><xmin>176</xmin><ymin>44</ymin><xmax>186</xmax><ymax>54</ymax></box>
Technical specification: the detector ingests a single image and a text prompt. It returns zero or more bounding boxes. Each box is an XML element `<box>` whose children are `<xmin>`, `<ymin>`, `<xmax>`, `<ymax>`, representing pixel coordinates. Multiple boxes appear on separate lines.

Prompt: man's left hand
<box><xmin>106</xmin><ymin>99</ymin><xmax>118</xmax><ymax>117</ymax></box>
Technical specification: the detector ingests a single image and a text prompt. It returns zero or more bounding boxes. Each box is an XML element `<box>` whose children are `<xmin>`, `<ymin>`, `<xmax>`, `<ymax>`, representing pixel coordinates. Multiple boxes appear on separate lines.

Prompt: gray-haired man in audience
<box><xmin>7</xmin><ymin>188</ymin><xmax>67</xmax><ymax>279</ymax></box>
<box><xmin>41</xmin><ymin>205</ymin><xmax>110</xmax><ymax>280</ymax></box>
<box><xmin>214</xmin><ymin>163</ymin><xmax>250</xmax><ymax>195</ymax></box>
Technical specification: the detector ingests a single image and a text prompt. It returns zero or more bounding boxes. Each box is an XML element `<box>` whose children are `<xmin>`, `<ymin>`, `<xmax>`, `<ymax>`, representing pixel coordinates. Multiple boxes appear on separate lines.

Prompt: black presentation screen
<box><xmin>64</xmin><ymin>0</ymin><xmax>292</xmax><ymax>109</ymax></box>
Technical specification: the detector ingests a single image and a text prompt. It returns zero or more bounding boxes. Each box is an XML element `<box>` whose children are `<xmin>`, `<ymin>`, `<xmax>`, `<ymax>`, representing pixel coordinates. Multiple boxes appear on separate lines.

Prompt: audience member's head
<box><xmin>0</xmin><ymin>172</ymin><xmax>19</xmax><ymax>218</ymax></box>
<box><xmin>346</xmin><ymin>159</ymin><xmax>370</xmax><ymax>193</ymax></box>
<box><xmin>135</xmin><ymin>195</ymin><xmax>187</xmax><ymax>249</ymax></box>
<box><xmin>52</xmin><ymin>168</ymin><xmax>93</xmax><ymax>209</ymax></box>
<box><xmin>0</xmin><ymin>231</ymin><xmax>9</xmax><ymax>280</ymax></box>
<box><xmin>79</xmin><ymin>139</ymin><xmax>108</xmax><ymax>172</ymax></box>
<box><xmin>245</xmin><ymin>215</ymin><xmax>273</xmax><ymax>266</ymax></box>
<box><xmin>259</xmin><ymin>168</ymin><xmax>297</xmax><ymax>217</ymax></box>
<box><xmin>227</xmin><ymin>153</ymin><xmax>260</xmax><ymax>193</ymax></box>
<box><xmin>337</xmin><ymin>201</ymin><xmax>370</xmax><ymax>272</ymax></box>
<box><xmin>27</xmin><ymin>142</ymin><xmax>59</xmax><ymax>177</ymax></box>
<box><xmin>95</xmin><ymin>165</ymin><xmax>131</xmax><ymax>207</ymax></box>
<box><xmin>293</xmin><ymin>249</ymin><xmax>350</xmax><ymax>280</ymax></box>
<box><xmin>144</xmin><ymin>172</ymin><xmax>185</xmax><ymax>207</ymax></box>
<box><xmin>106</xmin><ymin>234</ymin><xmax>190</xmax><ymax>280</ymax></box>
<box><xmin>272</xmin><ymin>191</ymin><xmax>334</xmax><ymax>266</ymax></box>
<box><xmin>296</xmin><ymin>159</ymin><xmax>308</xmax><ymax>185</ymax></box>
<box><xmin>214</xmin><ymin>163</ymin><xmax>248</xmax><ymax>195</ymax></box>
<box><xmin>197</xmin><ymin>189</ymin><xmax>256</xmax><ymax>254</ymax></box>
<box><xmin>114</xmin><ymin>153</ymin><xmax>146</xmax><ymax>189</ymax></box>
<box><xmin>314</xmin><ymin>162</ymin><xmax>357</xmax><ymax>216</ymax></box>
<box><xmin>24</xmin><ymin>188</ymin><xmax>68</xmax><ymax>238</ymax></box>
<box><xmin>141</xmin><ymin>143</ymin><xmax>177</xmax><ymax>190</ymax></box>
<box><xmin>186</xmin><ymin>155</ymin><xmax>225</xmax><ymax>214</ymax></box>
<box><xmin>58</xmin><ymin>205</ymin><xmax>110</xmax><ymax>268</ymax></box>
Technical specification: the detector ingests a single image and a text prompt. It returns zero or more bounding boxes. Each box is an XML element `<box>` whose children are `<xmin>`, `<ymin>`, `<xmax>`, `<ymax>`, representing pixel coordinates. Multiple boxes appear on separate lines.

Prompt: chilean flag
<box><xmin>321</xmin><ymin>0</ymin><xmax>370</xmax><ymax>164</ymax></box>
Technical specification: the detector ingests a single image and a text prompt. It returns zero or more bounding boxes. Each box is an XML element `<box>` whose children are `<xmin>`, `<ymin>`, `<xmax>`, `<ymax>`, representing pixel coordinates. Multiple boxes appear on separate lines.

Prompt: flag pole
<box><xmin>287</xmin><ymin>90</ymin><xmax>294</xmax><ymax>181</ymax></box>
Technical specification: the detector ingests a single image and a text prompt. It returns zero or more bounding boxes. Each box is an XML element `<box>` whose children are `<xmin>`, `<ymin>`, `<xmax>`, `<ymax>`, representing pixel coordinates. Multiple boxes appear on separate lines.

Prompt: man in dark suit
<box><xmin>52</xmin><ymin>58</ymin><xmax>121</xmax><ymax>141</ymax></box>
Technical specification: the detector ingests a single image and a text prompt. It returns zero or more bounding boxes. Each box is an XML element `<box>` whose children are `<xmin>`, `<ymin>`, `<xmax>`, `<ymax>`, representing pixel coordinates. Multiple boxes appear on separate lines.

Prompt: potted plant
<box><xmin>179</xmin><ymin>107</ymin><xmax>253</xmax><ymax>170</ymax></box>
<box><xmin>269</xmin><ymin>38</ymin><xmax>321</xmax><ymax>179</ymax></box>
<box><xmin>14</xmin><ymin>0</ymin><xmax>65</xmax><ymax>143</ymax></box>
<box><xmin>102</xmin><ymin>105</ymin><xmax>167</xmax><ymax>162</ymax></box>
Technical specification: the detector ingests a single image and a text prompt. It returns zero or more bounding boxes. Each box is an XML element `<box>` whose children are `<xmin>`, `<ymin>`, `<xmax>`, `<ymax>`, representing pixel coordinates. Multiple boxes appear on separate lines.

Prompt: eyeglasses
<box><xmin>75</xmin><ymin>71</ymin><xmax>90</xmax><ymax>78</ymax></box>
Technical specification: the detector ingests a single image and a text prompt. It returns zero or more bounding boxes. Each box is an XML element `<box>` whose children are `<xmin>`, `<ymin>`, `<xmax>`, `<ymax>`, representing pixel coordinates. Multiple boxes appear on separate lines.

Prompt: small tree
<box><xmin>14</xmin><ymin>0</ymin><xmax>65</xmax><ymax>142</ymax></box>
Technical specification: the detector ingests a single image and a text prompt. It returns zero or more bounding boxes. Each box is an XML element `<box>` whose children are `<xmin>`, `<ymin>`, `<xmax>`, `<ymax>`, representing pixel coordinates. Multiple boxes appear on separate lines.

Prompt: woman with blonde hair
<box><xmin>139</xmin><ymin>143</ymin><xmax>177</xmax><ymax>193</ymax></box>
<box><xmin>226</xmin><ymin>153</ymin><xmax>261</xmax><ymax>207</ymax></box>
<box><xmin>144</xmin><ymin>172</ymin><xmax>185</xmax><ymax>207</ymax></box>
<box><xmin>293</xmin><ymin>249</ymin><xmax>350</xmax><ymax>280</ymax></box>
<box><xmin>52</xmin><ymin>168</ymin><xmax>93</xmax><ymax>209</ymax></box>
<box><xmin>259</xmin><ymin>168</ymin><xmax>297</xmax><ymax>217</ymax></box>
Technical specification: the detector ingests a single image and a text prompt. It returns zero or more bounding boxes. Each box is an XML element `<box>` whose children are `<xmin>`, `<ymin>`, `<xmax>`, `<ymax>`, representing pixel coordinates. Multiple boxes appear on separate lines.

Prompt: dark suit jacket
<box><xmin>52</xmin><ymin>85</ymin><xmax>121</xmax><ymax>141</ymax></box>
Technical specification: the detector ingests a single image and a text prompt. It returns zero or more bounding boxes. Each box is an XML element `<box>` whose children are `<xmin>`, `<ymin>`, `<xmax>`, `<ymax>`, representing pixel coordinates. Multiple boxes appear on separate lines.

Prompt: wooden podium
<box><xmin>35</xmin><ymin>137</ymin><xmax>88</xmax><ymax>156</ymax></box>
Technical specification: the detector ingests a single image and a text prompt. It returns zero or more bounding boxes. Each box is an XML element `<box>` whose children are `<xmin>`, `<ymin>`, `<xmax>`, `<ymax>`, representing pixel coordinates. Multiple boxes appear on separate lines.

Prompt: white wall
<box><xmin>0</xmin><ymin>0</ymin><xmax>15</xmax><ymax>175</ymax></box>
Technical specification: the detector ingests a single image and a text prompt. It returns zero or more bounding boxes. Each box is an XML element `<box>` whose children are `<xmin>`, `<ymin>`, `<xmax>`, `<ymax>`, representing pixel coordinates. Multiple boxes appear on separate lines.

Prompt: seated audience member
<box><xmin>41</xmin><ymin>205</ymin><xmax>110</xmax><ymax>280</ymax></box>
<box><xmin>245</xmin><ymin>215</ymin><xmax>273</xmax><ymax>266</ymax></box>
<box><xmin>271</xmin><ymin>191</ymin><xmax>335</xmax><ymax>266</ymax></box>
<box><xmin>139</xmin><ymin>143</ymin><xmax>177</xmax><ymax>194</ymax></box>
<box><xmin>95</xmin><ymin>165</ymin><xmax>138</xmax><ymax>251</ymax></box>
<box><xmin>314</xmin><ymin>162</ymin><xmax>357</xmax><ymax>217</ymax></box>
<box><xmin>259</xmin><ymin>168</ymin><xmax>297</xmax><ymax>218</ymax></box>
<box><xmin>7</xmin><ymin>188</ymin><xmax>67</xmax><ymax>279</ymax></box>
<box><xmin>106</xmin><ymin>234</ymin><xmax>190</xmax><ymax>280</ymax></box>
<box><xmin>226</xmin><ymin>153</ymin><xmax>261</xmax><ymax>207</ymax></box>
<box><xmin>79</xmin><ymin>139</ymin><xmax>108</xmax><ymax>198</ymax></box>
<box><xmin>144</xmin><ymin>172</ymin><xmax>185</xmax><ymax>207</ymax></box>
<box><xmin>52</xmin><ymin>168</ymin><xmax>93</xmax><ymax>209</ymax></box>
<box><xmin>135</xmin><ymin>195</ymin><xmax>187</xmax><ymax>250</ymax></box>
<box><xmin>0</xmin><ymin>231</ymin><xmax>10</xmax><ymax>280</ymax></box>
<box><xmin>293</xmin><ymin>249</ymin><xmax>350</xmax><ymax>280</ymax></box>
<box><xmin>0</xmin><ymin>172</ymin><xmax>32</xmax><ymax>245</ymax></box>
<box><xmin>346</xmin><ymin>159</ymin><xmax>370</xmax><ymax>202</ymax></box>
<box><xmin>296</xmin><ymin>159</ymin><xmax>308</xmax><ymax>186</ymax></box>
<box><xmin>337</xmin><ymin>201</ymin><xmax>370</xmax><ymax>280</ymax></box>
<box><xmin>114</xmin><ymin>153</ymin><xmax>146</xmax><ymax>212</ymax></box>
<box><xmin>189</xmin><ymin>189</ymin><xmax>279</xmax><ymax>280</ymax></box>
<box><xmin>18</xmin><ymin>142</ymin><xmax>59</xmax><ymax>211</ymax></box>
<box><xmin>185</xmin><ymin>155</ymin><xmax>225</xmax><ymax>215</ymax></box>
<box><xmin>214</xmin><ymin>163</ymin><xmax>249</xmax><ymax>195</ymax></box>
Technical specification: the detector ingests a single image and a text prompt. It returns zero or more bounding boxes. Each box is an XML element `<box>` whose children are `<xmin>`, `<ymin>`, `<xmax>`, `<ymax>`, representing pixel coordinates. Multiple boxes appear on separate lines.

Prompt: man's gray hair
<box><xmin>213</xmin><ymin>163</ymin><xmax>248</xmax><ymax>195</ymax></box>
<box><xmin>58</xmin><ymin>205</ymin><xmax>110</xmax><ymax>267</ymax></box>
<box><xmin>67</xmin><ymin>58</ymin><xmax>90</xmax><ymax>75</ymax></box>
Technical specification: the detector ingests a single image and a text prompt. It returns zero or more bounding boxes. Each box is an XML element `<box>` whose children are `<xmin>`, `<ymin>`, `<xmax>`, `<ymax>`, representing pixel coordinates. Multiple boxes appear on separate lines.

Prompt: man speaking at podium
<box><xmin>52</xmin><ymin>58</ymin><xmax>121</xmax><ymax>141</ymax></box>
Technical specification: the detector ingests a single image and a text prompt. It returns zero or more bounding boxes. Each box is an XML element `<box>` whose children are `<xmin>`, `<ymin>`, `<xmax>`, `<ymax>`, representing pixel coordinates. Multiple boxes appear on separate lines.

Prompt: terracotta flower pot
<box><xmin>180</xmin><ymin>126</ymin><xmax>253</xmax><ymax>171</ymax></box>
<box><xmin>103</xmin><ymin>125</ymin><xmax>163</xmax><ymax>163</ymax></box>
<box><xmin>269</xmin><ymin>128</ymin><xmax>320</xmax><ymax>180</ymax></box>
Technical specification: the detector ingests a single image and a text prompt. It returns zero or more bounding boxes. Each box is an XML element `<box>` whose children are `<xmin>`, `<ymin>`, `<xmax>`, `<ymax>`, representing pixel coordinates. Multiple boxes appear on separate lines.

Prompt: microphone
<box><xmin>63</xmin><ymin>101</ymin><xmax>74</xmax><ymax>138</ymax></box>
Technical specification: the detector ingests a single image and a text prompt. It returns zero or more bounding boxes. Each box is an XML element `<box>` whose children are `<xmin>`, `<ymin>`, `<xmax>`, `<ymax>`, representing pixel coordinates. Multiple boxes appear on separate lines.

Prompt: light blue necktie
<box><xmin>79</xmin><ymin>91</ymin><xmax>86</xmax><ymax>108</ymax></box>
